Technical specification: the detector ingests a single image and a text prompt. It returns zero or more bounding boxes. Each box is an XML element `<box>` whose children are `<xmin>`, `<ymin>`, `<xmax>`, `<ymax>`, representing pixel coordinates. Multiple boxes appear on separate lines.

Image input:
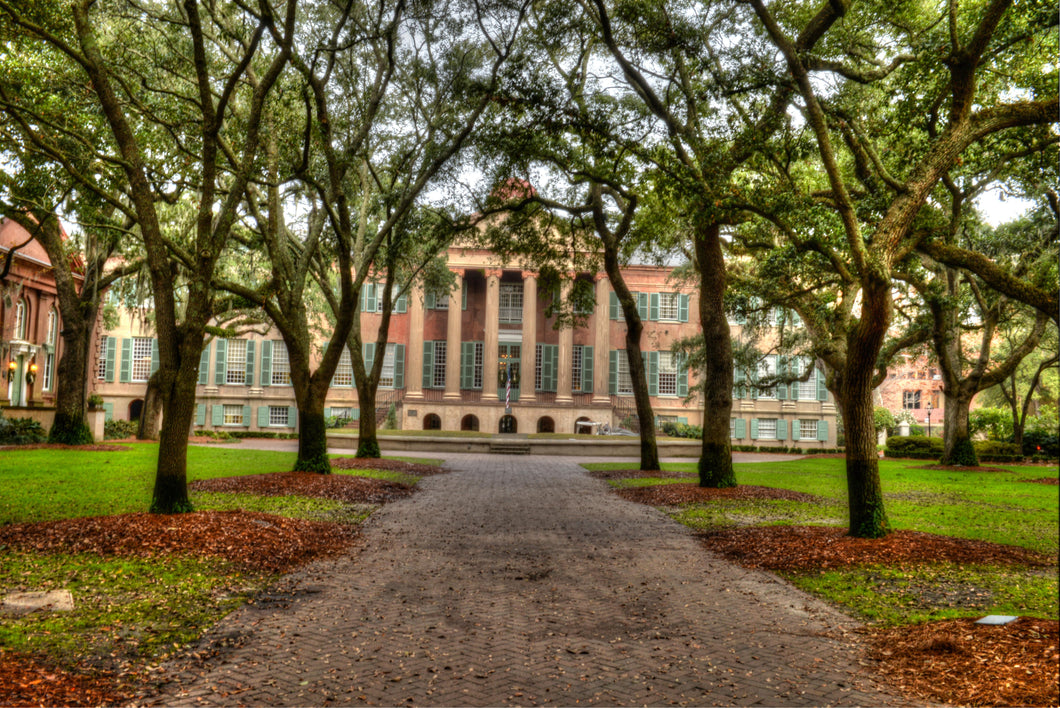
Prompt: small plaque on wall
<box><xmin>407</xmin><ymin>409</ymin><xmax>418</xmax><ymax>417</ymax></box>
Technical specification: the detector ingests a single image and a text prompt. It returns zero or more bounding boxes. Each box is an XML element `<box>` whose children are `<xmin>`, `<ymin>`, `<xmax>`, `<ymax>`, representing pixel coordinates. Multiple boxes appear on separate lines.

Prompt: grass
<box><xmin>585</xmin><ymin>456</ymin><xmax>1059</xmax><ymax>625</ymax></box>
<box><xmin>0</xmin><ymin>443</ymin><xmax>420</xmax><ymax>674</ymax></box>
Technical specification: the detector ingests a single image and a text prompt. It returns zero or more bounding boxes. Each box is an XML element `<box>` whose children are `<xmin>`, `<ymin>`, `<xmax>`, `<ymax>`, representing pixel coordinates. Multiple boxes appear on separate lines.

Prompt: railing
<box><xmin>611</xmin><ymin>395</ymin><xmax>640</xmax><ymax>433</ymax></box>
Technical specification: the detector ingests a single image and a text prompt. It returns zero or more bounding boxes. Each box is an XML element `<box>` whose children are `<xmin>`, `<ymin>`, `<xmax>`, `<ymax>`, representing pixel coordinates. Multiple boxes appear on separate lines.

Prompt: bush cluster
<box><xmin>326</xmin><ymin>415</ymin><xmax>355</xmax><ymax>429</ymax></box>
<box><xmin>884</xmin><ymin>435</ymin><xmax>943</xmax><ymax>459</ymax></box>
<box><xmin>104</xmin><ymin>419</ymin><xmax>138</xmax><ymax>440</ymax></box>
<box><xmin>0</xmin><ymin>416</ymin><xmax>47</xmax><ymax>445</ymax></box>
<box><xmin>660</xmin><ymin>421</ymin><xmax>702</xmax><ymax>439</ymax></box>
<box><xmin>1022</xmin><ymin>430</ymin><xmax>1059</xmax><ymax>458</ymax></box>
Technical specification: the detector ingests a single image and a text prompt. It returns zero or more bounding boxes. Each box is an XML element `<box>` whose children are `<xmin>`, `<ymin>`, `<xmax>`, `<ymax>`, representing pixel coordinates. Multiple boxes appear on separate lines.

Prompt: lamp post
<box><xmin>926</xmin><ymin>401</ymin><xmax>932</xmax><ymax>438</ymax></box>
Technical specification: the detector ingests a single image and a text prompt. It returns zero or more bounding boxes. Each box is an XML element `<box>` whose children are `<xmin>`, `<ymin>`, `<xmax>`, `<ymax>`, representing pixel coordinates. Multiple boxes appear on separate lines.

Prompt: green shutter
<box><xmin>362</xmin><ymin>283</ymin><xmax>378</xmax><ymax>312</ymax></box>
<box><xmin>288</xmin><ymin>406</ymin><xmax>297</xmax><ymax>428</ymax></box>
<box><xmin>609</xmin><ymin>292</ymin><xmax>619</xmax><ymax>320</ymax></box>
<box><xmin>790</xmin><ymin>367</ymin><xmax>800</xmax><ymax>400</ymax></box>
<box><xmin>105</xmin><ymin>337</ymin><xmax>117</xmax><ymax>382</ymax></box>
<box><xmin>242</xmin><ymin>404</ymin><xmax>251</xmax><ymax>427</ymax></box>
<box><xmin>792</xmin><ymin>420</ymin><xmax>801</xmax><ymax>441</ymax></box>
<box><xmin>363</xmin><ymin>342</ymin><xmax>376</xmax><ymax>374</ymax></box>
<box><xmin>258</xmin><ymin>406</ymin><xmax>270</xmax><ymax>427</ymax></box>
<box><xmin>637</xmin><ymin>292</ymin><xmax>648</xmax><ymax>320</ymax></box>
<box><xmin>119</xmin><ymin>338</ymin><xmax>131</xmax><ymax>383</ymax></box>
<box><xmin>678</xmin><ymin>416</ymin><xmax>688</xmax><ymax>425</ymax></box>
<box><xmin>393</xmin><ymin>344</ymin><xmax>405</xmax><ymax>389</ymax></box>
<box><xmin>546</xmin><ymin>344</ymin><xmax>558</xmax><ymax>392</ymax></box>
<box><xmin>211</xmin><ymin>404</ymin><xmax>223</xmax><ymax>426</ymax></box>
<box><xmin>461</xmin><ymin>280</ymin><xmax>468</xmax><ymax>310</ymax></box>
<box><xmin>395</xmin><ymin>293</ymin><xmax>407</xmax><ymax>313</ymax></box>
<box><xmin>260</xmin><ymin>340</ymin><xmax>272</xmax><ymax>386</ymax></box>
<box><xmin>677</xmin><ymin>356</ymin><xmax>688</xmax><ymax>397</ymax></box>
<box><xmin>245</xmin><ymin>340</ymin><xmax>255</xmax><ymax>385</ymax></box>
<box><xmin>750</xmin><ymin>418</ymin><xmax>759</xmax><ymax>440</ymax></box>
<box><xmin>734</xmin><ymin>418</ymin><xmax>746</xmax><ymax>439</ymax></box>
<box><xmin>214</xmin><ymin>339</ymin><xmax>227</xmax><ymax>385</ymax></box>
<box><xmin>103</xmin><ymin>401</ymin><xmax>114</xmax><ymax>422</ymax></box>
<box><xmin>425</xmin><ymin>291</ymin><xmax>436</xmax><ymax>310</ymax></box>
<box><xmin>352</xmin><ymin>407</ymin><xmax>360</xmax><ymax>421</ymax></box>
<box><xmin>581</xmin><ymin>345</ymin><xmax>593</xmax><ymax>393</ymax></box>
<box><xmin>777</xmin><ymin>420</ymin><xmax>788</xmax><ymax>440</ymax></box>
<box><xmin>679</xmin><ymin>294</ymin><xmax>689</xmax><ymax>322</ymax></box>
<box><xmin>817</xmin><ymin>368</ymin><xmax>828</xmax><ymax>401</ymax></box>
<box><xmin>649</xmin><ymin>292</ymin><xmax>660</xmax><ymax>321</ymax></box>
<box><xmin>733</xmin><ymin>366</ymin><xmax>744</xmax><ymax>399</ymax></box>
<box><xmin>150</xmin><ymin>339</ymin><xmax>159</xmax><ymax>376</ymax></box>
<box><xmin>461</xmin><ymin>342</ymin><xmax>474</xmax><ymax>389</ymax></box>
<box><xmin>198</xmin><ymin>343</ymin><xmax>210</xmax><ymax>384</ymax></box>
<box><xmin>196</xmin><ymin>403</ymin><xmax>206</xmax><ymax>426</ymax></box>
<box><xmin>817</xmin><ymin>420</ymin><xmax>829</xmax><ymax>442</ymax></box>
<box><xmin>609</xmin><ymin>350</ymin><xmax>618</xmax><ymax>394</ymax></box>
<box><xmin>423</xmin><ymin>341</ymin><xmax>434</xmax><ymax>388</ymax></box>
<box><xmin>648</xmin><ymin>350</ymin><xmax>659</xmax><ymax>396</ymax></box>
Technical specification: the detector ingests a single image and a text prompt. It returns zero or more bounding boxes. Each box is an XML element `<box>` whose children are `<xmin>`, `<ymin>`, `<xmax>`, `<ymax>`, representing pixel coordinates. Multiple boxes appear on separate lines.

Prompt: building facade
<box><xmin>89</xmin><ymin>243</ymin><xmax>840</xmax><ymax>449</ymax></box>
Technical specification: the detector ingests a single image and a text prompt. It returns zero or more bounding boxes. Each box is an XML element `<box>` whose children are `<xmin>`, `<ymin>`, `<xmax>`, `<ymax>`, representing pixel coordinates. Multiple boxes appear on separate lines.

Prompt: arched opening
<box><xmin>461</xmin><ymin>414</ymin><xmax>479</xmax><ymax>431</ymax></box>
<box><xmin>423</xmin><ymin>413</ymin><xmax>442</xmax><ymax>430</ymax></box>
<box><xmin>499</xmin><ymin>414</ymin><xmax>517</xmax><ymax>434</ymax></box>
<box><xmin>574</xmin><ymin>416</ymin><xmax>592</xmax><ymax>434</ymax></box>
<box><xmin>537</xmin><ymin>416</ymin><xmax>555</xmax><ymax>433</ymax></box>
<box><xmin>128</xmin><ymin>399</ymin><xmax>144</xmax><ymax>423</ymax></box>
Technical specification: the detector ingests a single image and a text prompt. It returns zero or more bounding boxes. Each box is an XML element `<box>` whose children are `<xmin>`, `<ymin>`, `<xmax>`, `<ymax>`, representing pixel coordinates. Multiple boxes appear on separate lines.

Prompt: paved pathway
<box><xmin>150</xmin><ymin>453</ymin><xmax>903</xmax><ymax>706</ymax></box>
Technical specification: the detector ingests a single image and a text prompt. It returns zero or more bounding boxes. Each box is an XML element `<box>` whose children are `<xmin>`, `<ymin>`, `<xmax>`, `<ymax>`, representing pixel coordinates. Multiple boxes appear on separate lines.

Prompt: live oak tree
<box><xmin>747</xmin><ymin>0</ymin><xmax>1057</xmax><ymax>535</ymax></box>
<box><xmin>0</xmin><ymin>0</ymin><xmax>298</xmax><ymax>511</ymax></box>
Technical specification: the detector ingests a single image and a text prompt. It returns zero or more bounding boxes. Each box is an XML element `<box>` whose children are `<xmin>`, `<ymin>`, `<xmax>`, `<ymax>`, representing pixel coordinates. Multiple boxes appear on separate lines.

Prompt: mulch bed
<box><xmin>0</xmin><ymin>510</ymin><xmax>359</xmax><ymax>575</ymax></box>
<box><xmin>1026</xmin><ymin>477</ymin><xmax>1059</xmax><ymax>485</ymax></box>
<box><xmin>0</xmin><ymin>651</ymin><xmax>135</xmax><ymax>708</ymax></box>
<box><xmin>587</xmin><ymin>468</ymin><xmax>695</xmax><ymax>480</ymax></box>
<box><xmin>190</xmin><ymin>471</ymin><xmax>418</xmax><ymax>505</ymax></box>
<box><xmin>869</xmin><ymin>617</ymin><xmax>1059</xmax><ymax>707</ymax></box>
<box><xmin>329</xmin><ymin>456</ymin><xmax>449</xmax><ymax>475</ymax></box>
<box><xmin>0</xmin><ymin>443</ymin><xmax>130</xmax><ymax>452</ymax></box>
<box><xmin>696</xmin><ymin>525</ymin><xmax>1052</xmax><ymax>572</ymax></box>
<box><xmin>615</xmin><ymin>482</ymin><xmax>819</xmax><ymax>505</ymax></box>
<box><xmin>916</xmin><ymin>464</ymin><xmax>1013</xmax><ymax>473</ymax></box>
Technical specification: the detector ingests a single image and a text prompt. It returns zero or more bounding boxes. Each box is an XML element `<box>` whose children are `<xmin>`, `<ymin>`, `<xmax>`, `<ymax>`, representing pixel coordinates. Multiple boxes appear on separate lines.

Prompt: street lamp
<box><xmin>926</xmin><ymin>401</ymin><xmax>933</xmax><ymax>438</ymax></box>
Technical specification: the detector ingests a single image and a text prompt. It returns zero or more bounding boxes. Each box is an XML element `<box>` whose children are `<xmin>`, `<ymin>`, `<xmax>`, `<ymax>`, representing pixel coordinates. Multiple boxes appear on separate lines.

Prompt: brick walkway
<box><xmin>148</xmin><ymin>453</ymin><xmax>904</xmax><ymax>706</ymax></box>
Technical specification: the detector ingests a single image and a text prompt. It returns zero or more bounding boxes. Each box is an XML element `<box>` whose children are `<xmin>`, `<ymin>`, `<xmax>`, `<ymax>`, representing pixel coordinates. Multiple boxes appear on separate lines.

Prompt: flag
<box><xmin>505</xmin><ymin>362</ymin><xmax>511</xmax><ymax>409</ymax></box>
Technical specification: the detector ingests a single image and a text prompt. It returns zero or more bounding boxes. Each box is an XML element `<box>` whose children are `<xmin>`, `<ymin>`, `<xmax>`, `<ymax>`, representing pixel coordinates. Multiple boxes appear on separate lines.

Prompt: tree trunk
<box><xmin>151</xmin><ymin>359</ymin><xmax>197</xmax><ymax>514</ymax></box>
<box><xmin>48</xmin><ymin>320</ymin><xmax>93</xmax><ymax>444</ymax></box>
<box><xmin>356</xmin><ymin>383</ymin><xmax>380</xmax><ymax>458</ymax></box>
<box><xmin>695</xmin><ymin>223</ymin><xmax>735</xmax><ymax>487</ymax></box>
<box><xmin>941</xmin><ymin>389</ymin><xmax>978</xmax><ymax>466</ymax></box>
<box><xmin>137</xmin><ymin>371</ymin><xmax>163</xmax><ymax>440</ymax></box>
<box><xmin>295</xmin><ymin>382</ymin><xmax>331</xmax><ymax>473</ymax></box>
<box><xmin>623</xmin><ymin>331</ymin><xmax>660</xmax><ymax>471</ymax></box>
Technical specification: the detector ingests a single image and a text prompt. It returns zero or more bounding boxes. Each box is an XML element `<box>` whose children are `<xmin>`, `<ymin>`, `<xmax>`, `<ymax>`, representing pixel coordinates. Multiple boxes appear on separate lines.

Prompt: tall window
<box><xmin>571</xmin><ymin>346</ymin><xmax>583</xmax><ymax>393</ymax></box>
<box><xmin>46</xmin><ymin>310</ymin><xmax>56</xmax><ymax>346</ymax></box>
<box><xmin>658</xmin><ymin>352</ymin><xmax>678</xmax><ymax>396</ymax></box>
<box><xmin>903</xmin><ymin>390</ymin><xmax>921</xmax><ymax>409</ymax></box>
<box><xmin>13</xmin><ymin>299</ymin><xmax>27</xmax><ymax>339</ymax></box>
<box><xmin>131</xmin><ymin>337</ymin><xmax>153</xmax><ymax>382</ymax></box>
<box><xmin>379</xmin><ymin>344</ymin><xmax>397</xmax><ymax>388</ymax></box>
<box><xmin>617</xmin><ymin>353</ymin><xmax>633</xmax><ymax>395</ymax></box>
<box><xmin>499</xmin><ymin>283</ymin><xmax>523</xmax><ymax>323</ymax></box>
<box><xmin>226</xmin><ymin>339</ymin><xmax>247</xmax><ymax>384</ymax></box>
<box><xmin>44</xmin><ymin>310</ymin><xmax>57</xmax><ymax>391</ymax></box>
<box><xmin>432</xmin><ymin>341</ymin><xmax>447</xmax><ymax>388</ymax></box>
<box><xmin>223</xmin><ymin>404</ymin><xmax>244</xmax><ymax>426</ymax></box>
<box><xmin>799</xmin><ymin>419</ymin><xmax>818</xmax><ymax>439</ymax></box>
<box><xmin>757</xmin><ymin>418</ymin><xmax>777</xmax><ymax>440</ymax></box>
<box><xmin>658</xmin><ymin>293</ymin><xmax>680</xmax><ymax>321</ymax></box>
<box><xmin>472</xmin><ymin>342</ymin><xmax>483</xmax><ymax>389</ymax></box>
<box><xmin>271</xmin><ymin>341</ymin><xmax>291</xmax><ymax>385</ymax></box>
<box><xmin>43</xmin><ymin>352</ymin><xmax>55</xmax><ymax>391</ymax></box>
<box><xmin>268</xmin><ymin>406</ymin><xmax>289</xmax><ymax>427</ymax></box>
<box><xmin>756</xmin><ymin>356</ymin><xmax>776</xmax><ymax>399</ymax></box>
<box><xmin>333</xmin><ymin>348</ymin><xmax>353</xmax><ymax>387</ymax></box>
<box><xmin>434</xmin><ymin>293</ymin><xmax>449</xmax><ymax>310</ymax></box>
<box><xmin>96</xmin><ymin>337</ymin><xmax>108</xmax><ymax>380</ymax></box>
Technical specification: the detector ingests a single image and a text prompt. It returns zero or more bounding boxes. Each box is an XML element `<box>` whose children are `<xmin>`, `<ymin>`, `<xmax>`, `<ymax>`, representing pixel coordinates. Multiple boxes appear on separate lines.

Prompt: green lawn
<box><xmin>585</xmin><ymin>457</ymin><xmax>1059</xmax><ymax>625</ymax></box>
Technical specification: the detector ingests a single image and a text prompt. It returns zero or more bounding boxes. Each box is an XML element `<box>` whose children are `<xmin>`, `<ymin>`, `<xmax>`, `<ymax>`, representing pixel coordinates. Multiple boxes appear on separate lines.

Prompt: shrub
<box><xmin>0</xmin><ymin>416</ymin><xmax>47</xmax><ymax>445</ymax></box>
<box><xmin>885</xmin><ymin>435</ymin><xmax>943</xmax><ymax>459</ymax></box>
<box><xmin>1022</xmin><ymin>429</ymin><xmax>1059</xmax><ymax>458</ymax></box>
<box><xmin>325</xmin><ymin>415</ymin><xmax>354</xmax><ymax>429</ymax></box>
<box><xmin>660</xmin><ymin>421</ymin><xmax>702</xmax><ymax>440</ymax></box>
<box><xmin>104</xmin><ymin>419</ymin><xmax>138</xmax><ymax>440</ymax></box>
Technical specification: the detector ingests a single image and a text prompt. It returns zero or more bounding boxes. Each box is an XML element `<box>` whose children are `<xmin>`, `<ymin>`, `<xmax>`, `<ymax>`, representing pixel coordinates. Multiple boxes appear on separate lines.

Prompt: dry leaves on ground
<box><xmin>0</xmin><ymin>651</ymin><xmax>135</xmax><ymax>708</ymax></box>
<box><xmin>615</xmin><ymin>481</ymin><xmax>819</xmax><ymax>504</ymax></box>
<box><xmin>870</xmin><ymin>617</ymin><xmax>1059</xmax><ymax>707</ymax></box>
<box><xmin>190</xmin><ymin>470</ymin><xmax>418</xmax><ymax>504</ymax></box>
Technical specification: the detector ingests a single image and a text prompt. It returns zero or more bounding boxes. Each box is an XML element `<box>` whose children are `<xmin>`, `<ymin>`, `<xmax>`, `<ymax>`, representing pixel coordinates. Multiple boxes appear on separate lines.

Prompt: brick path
<box><xmin>148</xmin><ymin>453</ymin><xmax>904</xmax><ymax>706</ymax></box>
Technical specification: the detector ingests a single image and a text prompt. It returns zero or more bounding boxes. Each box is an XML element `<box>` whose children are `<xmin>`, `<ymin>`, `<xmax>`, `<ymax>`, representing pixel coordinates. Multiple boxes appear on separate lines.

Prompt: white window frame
<box><xmin>333</xmin><ymin>349</ymin><xmax>353</xmax><ymax>387</ymax></box>
<box><xmin>13</xmin><ymin>299</ymin><xmax>27</xmax><ymax>339</ymax></box>
<box><xmin>223</xmin><ymin>404</ymin><xmax>244</xmax><ymax>426</ymax></box>
<box><xmin>658</xmin><ymin>292</ymin><xmax>680</xmax><ymax>321</ymax></box>
<box><xmin>658</xmin><ymin>351</ymin><xmax>678</xmax><ymax>396</ymax></box>
<box><xmin>571</xmin><ymin>346</ymin><xmax>583</xmax><ymax>393</ymax></box>
<box><xmin>226</xmin><ymin>339</ymin><xmax>247</xmax><ymax>385</ymax></box>
<box><xmin>730</xmin><ymin>418</ymin><xmax>736</xmax><ymax>438</ymax></box>
<box><xmin>617</xmin><ymin>353</ymin><xmax>633</xmax><ymax>395</ymax></box>
<box><xmin>799</xmin><ymin>419</ymin><xmax>818</xmax><ymax>439</ymax></box>
<box><xmin>46</xmin><ymin>310</ymin><xmax>57</xmax><ymax>346</ymax></box>
<box><xmin>379</xmin><ymin>343</ymin><xmax>397</xmax><ymax>388</ymax></box>
<box><xmin>499</xmin><ymin>283</ymin><xmax>523</xmax><ymax>323</ymax></box>
<box><xmin>434</xmin><ymin>293</ymin><xmax>449</xmax><ymax>310</ymax></box>
<box><xmin>473</xmin><ymin>341</ymin><xmax>483</xmax><ymax>389</ymax></box>
<box><xmin>756</xmin><ymin>355</ymin><xmax>776</xmax><ymax>399</ymax></box>
<box><xmin>96</xmin><ymin>337</ymin><xmax>108</xmax><ymax>380</ymax></box>
<box><xmin>268</xmin><ymin>405</ymin><xmax>289</xmax><ymax>427</ymax></box>
<box><xmin>534</xmin><ymin>345</ymin><xmax>544</xmax><ymax>391</ymax></box>
<box><xmin>330</xmin><ymin>407</ymin><xmax>353</xmax><ymax>420</ymax></box>
<box><xmin>272</xmin><ymin>341</ymin><xmax>291</xmax><ymax>385</ymax></box>
<box><xmin>903</xmin><ymin>390</ymin><xmax>921</xmax><ymax>410</ymax></box>
<box><xmin>43</xmin><ymin>351</ymin><xmax>55</xmax><ymax>391</ymax></box>
<box><xmin>433</xmin><ymin>341</ymin><xmax>447</xmax><ymax>389</ymax></box>
<box><xmin>131</xmin><ymin>337</ymin><xmax>153</xmax><ymax>383</ymax></box>
<box><xmin>757</xmin><ymin>418</ymin><xmax>777</xmax><ymax>440</ymax></box>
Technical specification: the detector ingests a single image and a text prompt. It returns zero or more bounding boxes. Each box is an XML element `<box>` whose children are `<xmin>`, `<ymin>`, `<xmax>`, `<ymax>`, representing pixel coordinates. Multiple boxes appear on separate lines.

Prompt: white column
<box><xmin>444</xmin><ymin>270</ymin><xmax>464</xmax><ymax>400</ymax></box>
<box><xmin>405</xmin><ymin>283</ymin><xmax>425</xmax><ymax>400</ymax></box>
<box><xmin>483</xmin><ymin>270</ymin><xmax>501</xmax><ymax>398</ymax></box>
<box><xmin>593</xmin><ymin>275</ymin><xmax>611</xmax><ymax>404</ymax></box>
<box><xmin>520</xmin><ymin>271</ymin><xmax>537</xmax><ymax>403</ymax></box>
<box><xmin>556</xmin><ymin>279</ymin><xmax>573</xmax><ymax>404</ymax></box>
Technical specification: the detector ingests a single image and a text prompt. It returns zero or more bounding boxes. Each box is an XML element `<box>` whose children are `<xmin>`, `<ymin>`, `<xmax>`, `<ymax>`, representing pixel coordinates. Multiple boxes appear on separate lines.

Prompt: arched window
<box><xmin>537</xmin><ymin>416</ymin><xmax>555</xmax><ymax>433</ymax></box>
<box><xmin>13</xmin><ymin>299</ymin><xmax>27</xmax><ymax>340</ymax></box>
<box><xmin>499</xmin><ymin>414</ymin><xmax>517</xmax><ymax>434</ymax></box>
<box><xmin>43</xmin><ymin>309</ymin><xmax>58</xmax><ymax>391</ymax></box>
<box><xmin>574</xmin><ymin>416</ymin><xmax>592</xmax><ymax>434</ymax></box>
<box><xmin>460</xmin><ymin>414</ymin><xmax>479</xmax><ymax>431</ymax></box>
<box><xmin>423</xmin><ymin>413</ymin><xmax>442</xmax><ymax>430</ymax></box>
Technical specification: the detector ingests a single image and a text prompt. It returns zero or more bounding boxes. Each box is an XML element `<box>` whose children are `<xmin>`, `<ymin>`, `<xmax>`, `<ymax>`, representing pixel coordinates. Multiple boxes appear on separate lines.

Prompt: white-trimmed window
<box><xmin>658</xmin><ymin>352</ymin><xmax>678</xmax><ymax>396</ymax></box>
<box><xmin>799</xmin><ymin>369</ymin><xmax>817</xmax><ymax>399</ymax></box>
<box><xmin>435</xmin><ymin>293</ymin><xmax>449</xmax><ymax>310</ymax></box>
<box><xmin>13</xmin><ymin>299</ymin><xmax>27</xmax><ymax>339</ymax></box>
<box><xmin>658</xmin><ymin>292</ymin><xmax>680</xmax><ymax>321</ymax></box>
<box><xmin>903</xmin><ymin>390</ymin><xmax>921</xmax><ymax>409</ymax></box>
<box><xmin>226</xmin><ymin>339</ymin><xmax>247</xmax><ymax>385</ymax></box>
<box><xmin>473</xmin><ymin>342</ymin><xmax>483</xmax><ymax>389</ymax></box>
<box><xmin>572</xmin><ymin>346</ymin><xmax>583</xmax><ymax>393</ymax></box>
<box><xmin>96</xmin><ymin>337</ymin><xmax>108</xmax><ymax>380</ymax></box>
<box><xmin>46</xmin><ymin>310</ymin><xmax>56</xmax><ymax>346</ymax></box>
<box><xmin>799</xmin><ymin>419</ymin><xmax>818</xmax><ymax>439</ymax></box>
<box><xmin>330</xmin><ymin>406</ymin><xmax>353</xmax><ymax>420</ymax></box>
<box><xmin>223</xmin><ymin>404</ymin><xmax>244</xmax><ymax>426</ymax></box>
<box><xmin>44</xmin><ymin>310</ymin><xmax>57</xmax><ymax>391</ymax></box>
<box><xmin>730</xmin><ymin>418</ymin><xmax>736</xmax><ymax>438</ymax></box>
<box><xmin>432</xmin><ymin>341</ymin><xmax>447</xmax><ymax>389</ymax></box>
<box><xmin>131</xmin><ymin>337</ymin><xmax>153</xmax><ymax>382</ymax></box>
<box><xmin>534</xmin><ymin>347</ymin><xmax>544</xmax><ymax>390</ymax></box>
<box><xmin>757</xmin><ymin>418</ymin><xmax>777</xmax><ymax>440</ymax></box>
<box><xmin>617</xmin><ymin>353</ymin><xmax>633</xmax><ymax>395</ymax></box>
<box><xmin>271</xmin><ymin>342</ymin><xmax>291</xmax><ymax>385</ymax></box>
<box><xmin>499</xmin><ymin>283</ymin><xmax>523</xmax><ymax>323</ymax></box>
<box><xmin>756</xmin><ymin>356</ymin><xmax>776</xmax><ymax>399</ymax></box>
<box><xmin>379</xmin><ymin>344</ymin><xmax>397</xmax><ymax>388</ymax></box>
<box><xmin>269</xmin><ymin>406</ymin><xmax>289</xmax><ymax>427</ymax></box>
<box><xmin>333</xmin><ymin>348</ymin><xmax>353</xmax><ymax>387</ymax></box>
<box><xmin>43</xmin><ymin>352</ymin><xmax>54</xmax><ymax>391</ymax></box>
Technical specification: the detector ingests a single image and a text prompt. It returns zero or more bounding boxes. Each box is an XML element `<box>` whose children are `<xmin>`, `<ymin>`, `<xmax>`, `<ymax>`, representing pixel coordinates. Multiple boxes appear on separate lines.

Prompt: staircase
<box><xmin>489</xmin><ymin>434</ymin><xmax>531</xmax><ymax>455</ymax></box>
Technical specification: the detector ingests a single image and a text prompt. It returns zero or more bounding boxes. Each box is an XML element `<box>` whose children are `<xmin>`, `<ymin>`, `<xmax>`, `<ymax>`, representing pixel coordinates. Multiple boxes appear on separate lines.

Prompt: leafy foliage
<box><xmin>0</xmin><ymin>416</ymin><xmax>46</xmax><ymax>445</ymax></box>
